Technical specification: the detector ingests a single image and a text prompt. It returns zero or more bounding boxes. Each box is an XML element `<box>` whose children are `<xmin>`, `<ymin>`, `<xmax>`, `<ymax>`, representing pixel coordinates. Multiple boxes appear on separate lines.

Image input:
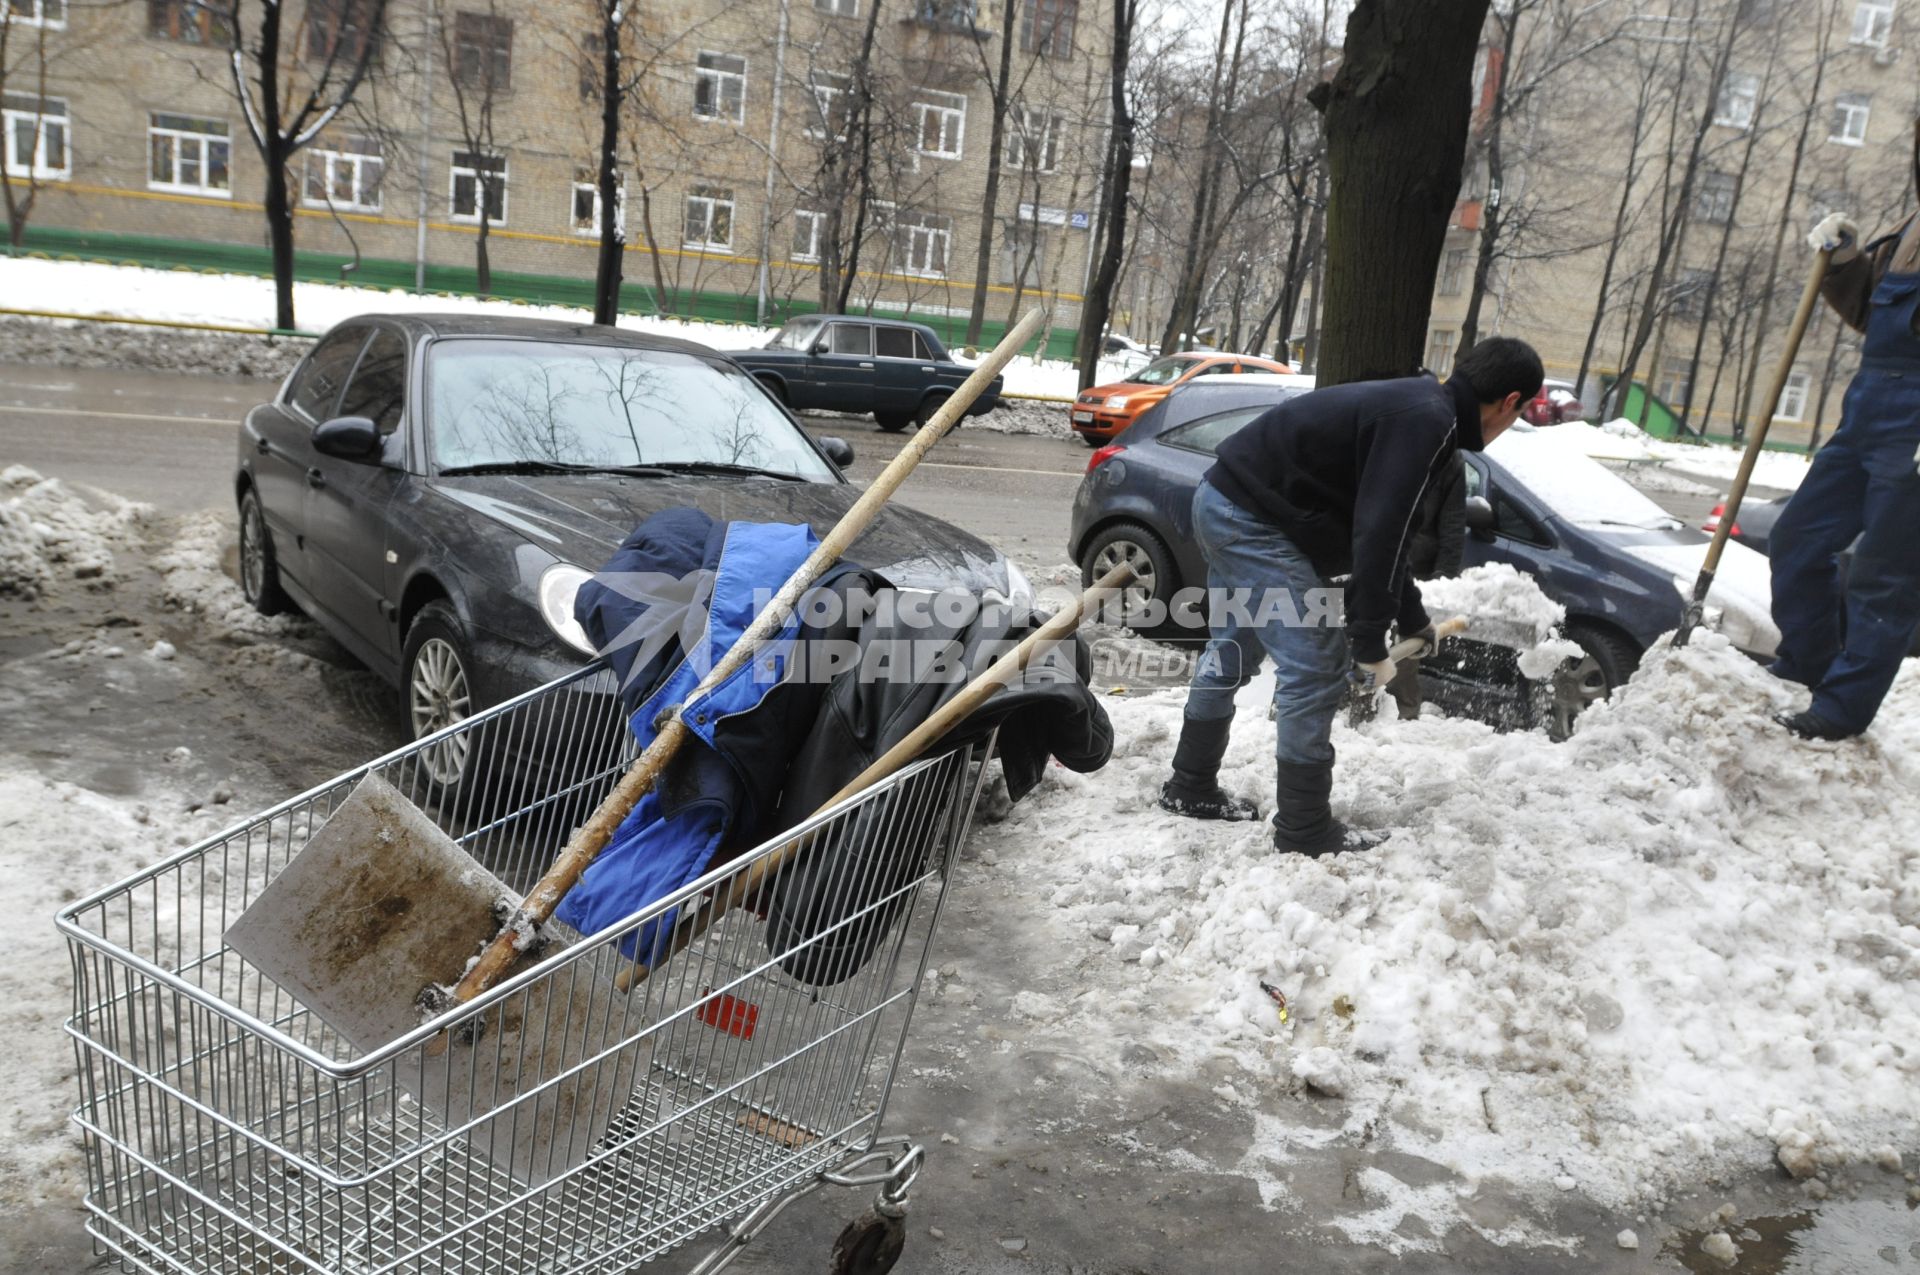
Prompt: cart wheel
<box><xmin>828</xmin><ymin>1208</ymin><xmax>905</xmax><ymax>1275</ymax></box>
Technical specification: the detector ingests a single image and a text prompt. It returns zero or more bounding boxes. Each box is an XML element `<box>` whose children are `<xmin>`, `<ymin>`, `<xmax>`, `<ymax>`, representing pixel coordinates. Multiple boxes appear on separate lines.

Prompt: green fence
<box><xmin>1603</xmin><ymin>378</ymin><xmax>1811</xmax><ymax>454</ymax></box>
<box><xmin>4</xmin><ymin>223</ymin><xmax>1076</xmax><ymax>358</ymax></box>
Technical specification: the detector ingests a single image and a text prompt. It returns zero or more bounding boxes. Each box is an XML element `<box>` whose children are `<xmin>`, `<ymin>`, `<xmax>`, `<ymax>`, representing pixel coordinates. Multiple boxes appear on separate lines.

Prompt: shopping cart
<box><xmin>57</xmin><ymin>662</ymin><xmax>996</xmax><ymax>1275</ymax></box>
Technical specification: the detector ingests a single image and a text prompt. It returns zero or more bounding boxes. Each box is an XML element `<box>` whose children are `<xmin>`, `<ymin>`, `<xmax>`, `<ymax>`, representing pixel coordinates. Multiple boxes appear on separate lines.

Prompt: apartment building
<box><xmin>1427</xmin><ymin>0</ymin><xmax>1919</xmax><ymax>443</ymax></box>
<box><xmin>1</xmin><ymin>0</ymin><xmax>1105</xmax><ymax>350</ymax></box>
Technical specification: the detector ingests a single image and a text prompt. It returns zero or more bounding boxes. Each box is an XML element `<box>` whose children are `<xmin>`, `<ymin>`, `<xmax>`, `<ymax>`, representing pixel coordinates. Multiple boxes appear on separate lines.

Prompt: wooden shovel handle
<box><xmin>434</xmin><ymin>308</ymin><xmax>1050</xmax><ymax>1019</ymax></box>
<box><xmin>614</xmin><ymin>560</ymin><xmax>1136</xmax><ymax>992</ymax></box>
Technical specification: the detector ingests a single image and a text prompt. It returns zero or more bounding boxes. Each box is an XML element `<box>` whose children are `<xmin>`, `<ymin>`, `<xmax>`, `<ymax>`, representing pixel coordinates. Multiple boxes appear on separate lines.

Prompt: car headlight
<box><xmin>538</xmin><ymin>564</ymin><xmax>599</xmax><ymax>657</ymax></box>
<box><xmin>1105</xmin><ymin>395</ymin><xmax>1130</xmax><ymax>410</ymax></box>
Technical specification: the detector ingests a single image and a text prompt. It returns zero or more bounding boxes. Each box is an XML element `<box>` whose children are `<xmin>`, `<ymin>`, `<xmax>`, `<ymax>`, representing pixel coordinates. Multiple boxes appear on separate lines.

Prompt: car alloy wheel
<box><xmin>1092</xmin><ymin>536</ymin><xmax>1158</xmax><ymax>614</ymax></box>
<box><xmin>1547</xmin><ymin>654</ymin><xmax>1609</xmax><ymax>741</ymax></box>
<box><xmin>409</xmin><ymin>637</ymin><xmax>473</xmax><ymax>786</ymax></box>
<box><xmin>240</xmin><ymin>500</ymin><xmax>267</xmax><ymax>601</ymax></box>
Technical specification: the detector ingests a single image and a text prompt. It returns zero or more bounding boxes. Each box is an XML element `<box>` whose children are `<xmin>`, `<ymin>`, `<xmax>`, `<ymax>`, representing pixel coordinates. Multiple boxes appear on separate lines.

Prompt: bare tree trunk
<box><xmin>1158</xmin><ymin>0</ymin><xmax>1248</xmax><ymax>354</ymax></box>
<box><xmin>1610</xmin><ymin>0</ymin><xmax>1737</xmax><ymax>419</ymax></box>
<box><xmin>591</xmin><ymin>3</ymin><xmax>624</xmax><ymax>324</ymax></box>
<box><xmin>1574</xmin><ymin>56</ymin><xmax>1660</xmax><ymax>399</ymax></box>
<box><xmin>1458</xmin><ymin>5</ymin><xmax>1522</xmax><ymax>352</ymax></box>
<box><xmin>1073</xmin><ymin>0</ymin><xmax>1135</xmax><ymax>390</ymax></box>
<box><xmin>1735</xmin><ymin>0</ymin><xmax>1839</xmax><ymax>435</ymax></box>
<box><xmin>1310</xmin><ymin>0</ymin><xmax>1491</xmax><ymax>388</ymax></box>
<box><xmin>963</xmin><ymin>0</ymin><xmax>1020</xmax><ymax>346</ymax></box>
<box><xmin>638</xmin><ymin>182</ymin><xmax>674</xmax><ymax>314</ymax></box>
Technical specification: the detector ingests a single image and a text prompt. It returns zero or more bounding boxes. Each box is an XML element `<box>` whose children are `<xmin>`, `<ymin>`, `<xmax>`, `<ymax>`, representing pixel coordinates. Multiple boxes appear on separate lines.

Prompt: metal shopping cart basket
<box><xmin>57</xmin><ymin>662</ymin><xmax>996</xmax><ymax>1275</ymax></box>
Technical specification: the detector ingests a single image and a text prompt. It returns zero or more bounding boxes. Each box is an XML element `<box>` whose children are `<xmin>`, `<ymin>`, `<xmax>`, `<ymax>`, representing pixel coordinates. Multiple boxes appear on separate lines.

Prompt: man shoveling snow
<box><xmin>1157</xmin><ymin>338</ymin><xmax>1545</xmax><ymax>855</ymax></box>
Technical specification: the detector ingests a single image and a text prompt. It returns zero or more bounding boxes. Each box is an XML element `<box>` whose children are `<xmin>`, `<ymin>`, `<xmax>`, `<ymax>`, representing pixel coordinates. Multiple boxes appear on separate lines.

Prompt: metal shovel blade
<box><xmin>224</xmin><ymin>773</ymin><xmax>638</xmax><ymax>1186</ymax></box>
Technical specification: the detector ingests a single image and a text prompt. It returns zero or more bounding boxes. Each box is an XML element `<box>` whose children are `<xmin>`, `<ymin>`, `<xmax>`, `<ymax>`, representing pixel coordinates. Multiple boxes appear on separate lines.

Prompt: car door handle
<box><xmin>859</xmin><ymin>362</ymin><xmax>875</xmax><ymax>369</ymax></box>
<box><xmin>306</xmin><ymin>467</ymin><xmax>326</xmax><ymax>488</ymax></box>
<box><xmin>256</xmin><ymin>436</ymin><xmax>270</xmax><ymax>454</ymax></box>
<box><xmin>920</xmin><ymin>366</ymin><xmax>935</xmax><ymax>373</ymax></box>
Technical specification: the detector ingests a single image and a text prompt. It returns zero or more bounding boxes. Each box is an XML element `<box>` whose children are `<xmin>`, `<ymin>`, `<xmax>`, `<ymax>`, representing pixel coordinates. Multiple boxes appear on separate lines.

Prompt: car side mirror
<box><xmin>313</xmin><ymin>415</ymin><xmax>382</xmax><ymax>462</ymax></box>
<box><xmin>1464</xmin><ymin>494</ymin><xmax>1496</xmax><ymax>537</ymax></box>
<box><xmin>818</xmin><ymin>435</ymin><xmax>855</xmax><ymax>467</ymax></box>
<box><xmin>811</xmin><ymin>340</ymin><xmax>831</xmax><ymax>356</ymax></box>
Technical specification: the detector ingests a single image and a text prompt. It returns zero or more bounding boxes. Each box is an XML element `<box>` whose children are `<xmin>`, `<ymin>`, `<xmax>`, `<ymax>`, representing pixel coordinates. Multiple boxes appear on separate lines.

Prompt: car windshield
<box><xmin>1128</xmin><ymin>356</ymin><xmax>1199</xmax><ymax>386</ymax></box>
<box><xmin>1485</xmin><ymin>425</ymin><xmax>1679</xmax><ymax>531</ymax></box>
<box><xmin>766</xmin><ymin>319</ymin><xmax>823</xmax><ymax>350</ymax></box>
<box><xmin>427</xmin><ymin>339</ymin><xmax>837</xmax><ymax>481</ymax></box>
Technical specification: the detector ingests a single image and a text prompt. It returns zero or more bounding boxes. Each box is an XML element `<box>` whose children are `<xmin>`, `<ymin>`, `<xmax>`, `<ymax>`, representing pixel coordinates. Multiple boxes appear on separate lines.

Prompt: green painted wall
<box><xmin>5</xmin><ymin>223</ymin><xmax>1077</xmax><ymax>359</ymax></box>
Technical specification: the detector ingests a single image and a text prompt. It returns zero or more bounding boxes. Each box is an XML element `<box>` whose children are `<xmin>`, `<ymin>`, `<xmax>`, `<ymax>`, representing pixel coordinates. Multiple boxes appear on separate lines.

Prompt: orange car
<box><xmin>1069</xmin><ymin>352</ymin><xmax>1293</xmax><ymax>444</ymax></box>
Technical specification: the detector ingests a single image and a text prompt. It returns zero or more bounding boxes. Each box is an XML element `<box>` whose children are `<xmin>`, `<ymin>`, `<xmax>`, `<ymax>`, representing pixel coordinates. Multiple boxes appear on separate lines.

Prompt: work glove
<box><xmin>1807</xmin><ymin>212</ymin><xmax>1860</xmax><ymax>263</ymax></box>
<box><xmin>1402</xmin><ymin>623</ymin><xmax>1441</xmax><ymax>661</ymax></box>
<box><xmin>1354</xmin><ymin>657</ymin><xmax>1398</xmax><ymax>689</ymax></box>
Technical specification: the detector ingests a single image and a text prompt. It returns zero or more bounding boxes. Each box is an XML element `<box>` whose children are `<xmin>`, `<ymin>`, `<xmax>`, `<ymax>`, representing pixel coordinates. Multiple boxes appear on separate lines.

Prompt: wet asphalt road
<box><xmin>0</xmin><ymin>363</ymin><xmax>1742</xmax><ymax>570</ymax></box>
<box><xmin>0</xmin><ymin>363</ymin><xmax>1091</xmax><ymax>567</ymax></box>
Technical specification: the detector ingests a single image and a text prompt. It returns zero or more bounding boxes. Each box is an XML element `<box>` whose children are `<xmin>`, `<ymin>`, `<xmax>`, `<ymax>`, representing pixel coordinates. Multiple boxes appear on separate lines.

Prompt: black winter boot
<box><xmin>1158</xmin><ymin>716</ymin><xmax>1259</xmax><ymax>821</ymax></box>
<box><xmin>1272</xmin><ymin>760</ymin><xmax>1385</xmax><ymax>856</ymax></box>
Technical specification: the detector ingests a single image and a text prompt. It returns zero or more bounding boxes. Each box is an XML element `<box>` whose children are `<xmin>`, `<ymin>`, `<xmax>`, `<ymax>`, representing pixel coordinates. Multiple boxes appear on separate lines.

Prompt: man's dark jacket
<box><xmin>1206</xmin><ymin>374</ymin><xmax>1488</xmax><ymax>663</ymax></box>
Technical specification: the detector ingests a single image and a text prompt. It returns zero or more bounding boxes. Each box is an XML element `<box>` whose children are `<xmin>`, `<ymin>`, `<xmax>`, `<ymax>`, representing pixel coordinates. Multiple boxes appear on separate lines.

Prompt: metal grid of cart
<box><xmin>58</xmin><ymin>663</ymin><xmax>993</xmax><ymax>1275</ymax></box>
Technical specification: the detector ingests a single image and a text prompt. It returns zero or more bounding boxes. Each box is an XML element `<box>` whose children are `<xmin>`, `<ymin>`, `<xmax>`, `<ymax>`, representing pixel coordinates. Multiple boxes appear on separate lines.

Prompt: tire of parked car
<box><xmin>915</xmin><ymin>391</ymin><xmax>950</xmax><ymax>428</ymax></box>
<box><xmin>873</xmin><ymin>410</ymin><xmax>912</xmax><ymax>433</ymax></box>
<box><xmin>402</xmin><ymin>600</ymin><xmax>482</xmax><ymax>798</ymax></box>
<box><xmin>753</xmin><ymin>373</ymin><xmax>787</xmax><ymax>406</ymax></box>
<box><xmin>1542</xmin><ymin>621</ymin><xmax>1642</xmax><ymax>741</ymax></box>
<box><xmin>1081</xmin><ymin>520</ymin><xmax>1195</xmax><ymax>640</ymax></box>
<box><xmin>238</xmin><ymin>487</ymin><xmax>290</xmax><ymax>616</ymax></box>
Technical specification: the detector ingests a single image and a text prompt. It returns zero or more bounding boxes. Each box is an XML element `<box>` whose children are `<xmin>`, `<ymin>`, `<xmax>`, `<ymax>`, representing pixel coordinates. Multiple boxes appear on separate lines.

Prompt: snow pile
<box><xmin>0</xmin><ymin>766</ymin><xmax>171</xmax><ymax>1209</ymax></box>
<box><xmin>1572</xmin><ymin>421</ymin><xmax>1814</xmax><ymax>493</ymax></box>
<box><xmin>1418</xmin><ymin>562</ymin><xmax>1567</xmax><ymax>646</ymax></box>
<box><xmin>0</xmin><ymin>465</ymin><xmax>146</xmax><ymax>599</ymax></box>
<box><xmin>998</xmin><ymin>636</ymin><xmax>1920</xmax><ymax>1212</ymax></box>
<box><xmin>152</xmin><ymin>511</ymin><xmax>305</xmax><ymax>644</ymax></box>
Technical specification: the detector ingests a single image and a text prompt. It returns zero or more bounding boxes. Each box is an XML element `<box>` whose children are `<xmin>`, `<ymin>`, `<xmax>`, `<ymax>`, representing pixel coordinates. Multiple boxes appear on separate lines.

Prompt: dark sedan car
<box><xmin>1069</xmin><ymin>375</ymin><xmax>1779</xmax><ymax>732</ymax></box>
<box><xmin>237</xmin><ymin>314</ymin><xmax>1031</xmax><ymax>776</ymax></box>
<box><xmin>727</xmin><ymin>316</ymin><xmax>1002</xmax><ymax>433</ymax></box>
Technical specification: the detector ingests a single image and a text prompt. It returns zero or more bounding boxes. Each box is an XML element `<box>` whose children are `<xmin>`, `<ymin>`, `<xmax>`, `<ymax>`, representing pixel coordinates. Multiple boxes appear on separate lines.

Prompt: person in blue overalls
<box><xmin>1769</xmin><ymin>123</ymin><xmax>1920</xmax><ymax>741</ymax></box>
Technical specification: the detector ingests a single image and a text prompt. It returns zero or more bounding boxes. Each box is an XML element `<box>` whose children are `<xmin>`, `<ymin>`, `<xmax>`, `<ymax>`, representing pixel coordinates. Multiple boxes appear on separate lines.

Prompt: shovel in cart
<box><xmin>224</xmin><ymin>310</ymin><xmax>1064</xmax><ymax>1184</ymax></box>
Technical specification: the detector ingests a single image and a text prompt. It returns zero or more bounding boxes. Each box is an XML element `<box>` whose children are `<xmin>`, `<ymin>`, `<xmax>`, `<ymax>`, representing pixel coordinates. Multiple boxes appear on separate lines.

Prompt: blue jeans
<box><xmin>1768</xmin><ymin>368</ymin><xmax>1920</xmax><ymax>733</ymax></box>
<box><xmin>1181</xmin><ymin>481</ymin><xmax>1347</xmax><ymax>766</ymax></box>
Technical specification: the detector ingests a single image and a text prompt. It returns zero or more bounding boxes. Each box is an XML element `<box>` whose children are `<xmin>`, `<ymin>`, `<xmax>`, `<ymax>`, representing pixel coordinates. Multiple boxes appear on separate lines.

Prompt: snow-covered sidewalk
<box><xmin>996</xmin><ymin>616</ymin><xmax>1918</xmax><ymax>1223</ymax></box>
<box><xmin>1557</xmin><ymin>419</ymin><xmax>1816</xmax><ymax>493</ymax></box>
<box><xmin>0</xmin><ymin>257</ymin><xmax>1095</xmax><ymax>400</ymax></box>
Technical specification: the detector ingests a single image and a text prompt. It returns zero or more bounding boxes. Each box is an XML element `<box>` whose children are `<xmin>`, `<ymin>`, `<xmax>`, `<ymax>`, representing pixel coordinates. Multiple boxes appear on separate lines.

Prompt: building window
<box><xmin>1656</xmin><ymin>367</ymin><xmax>1692</xmax><ymax>408</ymax></box>
<box><xmin>803</xmin><ymin>71</ymin><xmax>850</xmax><ymax>141</ymax></box>
<box><xmin>578</xmin><ymin>32</ymin><xmax>602</xmax><ymax>100</ymax></box>
<box><xmin>998</xmin><ymin>223</ymin><xmax>1047</xmax><ymax>287</ymax></box>
<box><xmin>147</xmin><ymin>0</ymin><xmax>228</xmax><ymax>43</ymax></box>
<box><xmin>1</xmin><ymin>0</ymin><xmax>66</xmax><ymax>26</ymax></box>
<box><xmin>453</xmin><ymin>11</ymin><xmax>513</xmax><ymax>90</ymax></box>
<box><xmin>1694</xmin><ymin>171</ymin><xmax>1737</xmax><ymax>225</ymax></box>
<box><xmin>3</xmin><ymin>94</ymin><xmax>68</xmax><ymax>180</ymax></box>
<box><xmin>1006</xmin><ymin>104</ymin><xmax>1060</xmax><ymax>173</ymax></box>
<box><xmin>1426</xmin><ymin>328</ymin><xmax>1458</xmax><ymax>376</ymax></box>
<box><xmin>1851</xmin><ymin>0</ymin><xmax>1895</xmax><ymax>46</ymax></box>
<box><xmin>1437</xmin><ymin>248</ymin><xmax>1469</xmax><ymax>296</ymax></box>
<box><xmin>148</xmin><ymin>113</ymin><xmax>230</xmax><ymax>195</ymax></box>
<box><xmin>684</xmin><ymin>184</ymin><xmax>735</xmax><ymax>250</ymax></box>
<box><xmin>1830</xmin><ymin>92</ymin><xmax>1871</xmax><ymax>145</ymax></box>
<box><xmin>693</xmin><ymin>51</ymin><xmax>747</xmax><ymax>123</ymax></box>
<box><xmin>1021</xmin><ymin>0</ymin><xmax>1074</xmax><ymax>58</ymax></box>
<box><xmin>814</xmin><ymin>0</ymin><xmax>857</xmax><ymax>14</ymax></box>
<box><xmin>1669</xmin><ymin>267</ymin><xmax>1713</xmax><ymax>320</ymax></box>
<box><xmin>306</xmin><ymin>0</ymin><xmax>377</xmax><ymax>64</ymax></box>
<box><xmin>913</xmin><ymin>0</ymin><xmax>977</xmax><ymax>28</ymax></box>
<box><xmin>792</xmin><ymin>208</ymin><xmax>824</xmax><ymax>262</ymax></box>
<box><xmin>894</xmin><ymin>210</ymin><xmax>952</xmax><ymax>278</ymax></box>
<box><xmin>303</xmin><ymin>136</ymin><xmax>382</xmax><ymax>211</ymax></box>
<box><xmin>449</xmin><ymin>149</ymin><xmax>507</xmax><ymax>223</ymax></box>
<box><xmin>913</xmin><ymin>90</ymin><xmax>965</xmax><ymax>159</ymax></box>
<box><xmin>571</xmin><ymin>167</ymin><xmax>624</xmax><ymax>235</ymax></box>
<box><xmin>1714</xmin><ymin>71</ymin><xmax>1758</xmax><ymax>129</ymax></box>
<box><xmin>1776</xmin><ymin>369</ymin><xmax>1810</xmax><ymax>421</ymax></box>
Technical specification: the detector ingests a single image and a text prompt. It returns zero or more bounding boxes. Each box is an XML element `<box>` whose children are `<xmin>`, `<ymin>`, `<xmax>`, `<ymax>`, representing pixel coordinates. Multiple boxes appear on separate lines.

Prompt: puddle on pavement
<box><xmin>1665</xmin><ymin>1194</ymin><xmax>1919</xmax><ymax>1273</ymax></box>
